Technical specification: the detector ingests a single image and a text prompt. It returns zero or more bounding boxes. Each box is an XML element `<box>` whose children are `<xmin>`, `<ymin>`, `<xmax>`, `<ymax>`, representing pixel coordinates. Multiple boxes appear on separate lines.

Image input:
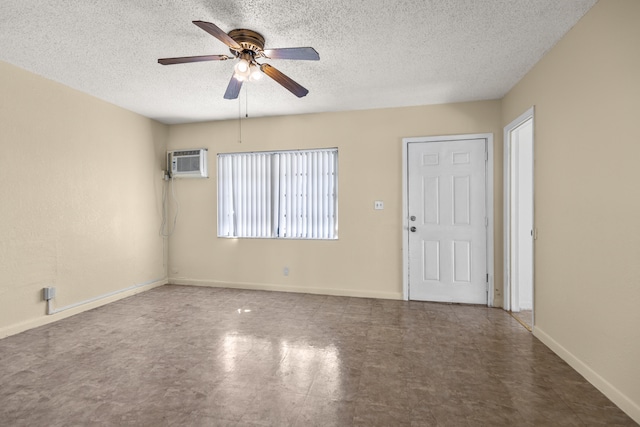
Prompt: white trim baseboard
<box><xmin>0</xmin><ymin>277</ymin><xmax>168</xmax><ymax>340</ymax></box>
<box><xmin>534</xmin><ymin>327</ymin><xmax>640</xmax><ymax>424</ymax></box>
<box><xmin>168</xmin><ymin>278</ymin><xmax>403</xmax><ymax>301</ymax></box>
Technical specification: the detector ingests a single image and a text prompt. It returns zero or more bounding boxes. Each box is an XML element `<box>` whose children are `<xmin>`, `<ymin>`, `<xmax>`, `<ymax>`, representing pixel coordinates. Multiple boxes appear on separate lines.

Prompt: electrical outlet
<box><xmin>374</xmin><ymin>201</ymin><xmax>384</xmax><ymax>210</ymax></box>
<box><xmin>283</xmin><ymin>267</ymin><xmax>289</xmax><ymax>276</ymax></box>
<box><xmin>43</xmin><ymin>287</ymin><xmax>56</xmax><ymax>301</ymax></box>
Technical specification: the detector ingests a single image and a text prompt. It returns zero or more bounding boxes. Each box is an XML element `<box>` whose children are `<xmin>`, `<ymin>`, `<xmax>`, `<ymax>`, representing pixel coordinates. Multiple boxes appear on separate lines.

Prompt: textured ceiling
<box><xmin>0</xmin><ymin>0</ymin><xmax>597</xmax><ymax>124</ymax></box>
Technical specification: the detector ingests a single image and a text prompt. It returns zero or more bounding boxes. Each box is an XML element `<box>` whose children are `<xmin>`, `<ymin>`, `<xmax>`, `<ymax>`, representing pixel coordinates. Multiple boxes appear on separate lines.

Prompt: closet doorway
<box><xmin>504</xmin><ymin>108</ymin><xmax>534</xmax><ymax>330</ymax></box>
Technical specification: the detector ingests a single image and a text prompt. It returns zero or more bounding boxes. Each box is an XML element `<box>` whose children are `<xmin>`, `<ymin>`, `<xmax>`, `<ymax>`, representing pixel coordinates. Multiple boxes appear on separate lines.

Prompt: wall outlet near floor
<box><xmin>43</xmin><ymin>287</ymin><xmax>56</xmax><ymax>301</ymax></box>
<box><xmin>283</xmin><ymin>267</ymin><xmax>289</xmax><ymax>276</ymax></box>
<box><xmin>374</xmin><ymin>200</ymin><xmax>384</xmax><ymax>210</ymax></box>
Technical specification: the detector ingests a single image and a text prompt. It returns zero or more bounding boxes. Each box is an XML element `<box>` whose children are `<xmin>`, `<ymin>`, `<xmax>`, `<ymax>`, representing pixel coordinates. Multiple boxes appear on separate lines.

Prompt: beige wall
<box><xmin>0</xmin><ymin>61</ymin><xmax>169</xmax><ymax>337</ymax></box>
<box><xmin>167</xmin><ymin>101</ymin><xmax>503</xmax><ymax>300</ymax></box>
<box><xmin>502</xmin><ymin>0</ymin><xmax>640</xmax><ymax>420</ymax></box>
<box><xmin>3</xmin><ymin>0</ymin><xmax>638</xmax><ymax>421</ymax></box>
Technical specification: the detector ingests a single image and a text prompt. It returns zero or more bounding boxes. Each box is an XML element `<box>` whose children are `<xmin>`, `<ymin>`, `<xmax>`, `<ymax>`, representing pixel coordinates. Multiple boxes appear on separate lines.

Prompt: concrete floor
<box><xmin>511</xmin><ymin>309</ymin><xmax>533</xmax><ymax>331</ymax></box>
<box><xmin>0</xmin><ymin>285</ymin><xmax>635</xmax><ymax>426</ymax></box>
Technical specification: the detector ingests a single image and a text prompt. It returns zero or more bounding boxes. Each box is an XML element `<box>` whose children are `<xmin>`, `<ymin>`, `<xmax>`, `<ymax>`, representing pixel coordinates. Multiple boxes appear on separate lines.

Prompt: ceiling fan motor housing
<box><xmin>228</xmin><ymin>29</ymin><xmax>265</xmax><ymax>57</ymax></box>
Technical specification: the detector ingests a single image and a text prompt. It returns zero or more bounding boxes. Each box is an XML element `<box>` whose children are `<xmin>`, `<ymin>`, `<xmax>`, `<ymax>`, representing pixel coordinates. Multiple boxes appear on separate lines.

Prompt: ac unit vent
<box><xmin>167</xmin><ymin>149</ymin><xmax>208</xmax><ymax>178</ymax></box>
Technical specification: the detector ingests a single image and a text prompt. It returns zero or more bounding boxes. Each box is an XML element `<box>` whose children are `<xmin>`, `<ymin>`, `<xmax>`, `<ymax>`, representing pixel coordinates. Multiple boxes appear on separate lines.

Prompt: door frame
<box><xmin>402</xmin><ymin>133</ymin><xmax>494</xmax><ymax>306</ymax></box>
<box><xmin>503</xmin><ymin>107</ymin><xmax>535</xmax><ymax>322</ymax></box>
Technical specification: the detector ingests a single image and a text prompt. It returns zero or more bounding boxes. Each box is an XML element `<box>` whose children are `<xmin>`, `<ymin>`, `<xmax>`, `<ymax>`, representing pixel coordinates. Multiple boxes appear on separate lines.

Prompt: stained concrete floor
<box><xmin>511</xmin><ymin>309</ymin><xmax>533</xmax><ymax>331</ymax></box>
<box><xmin>0</xmin><ymin>285</ymin><xmax>636</xmax><ymax>426</ymax></box>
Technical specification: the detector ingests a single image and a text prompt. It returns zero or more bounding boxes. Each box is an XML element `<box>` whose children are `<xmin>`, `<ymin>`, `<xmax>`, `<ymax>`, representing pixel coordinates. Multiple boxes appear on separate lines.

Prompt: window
<box><xmin>217</xmin><ymin>148</ymin><xmax>338</xmax><ymax>239</ymax></box>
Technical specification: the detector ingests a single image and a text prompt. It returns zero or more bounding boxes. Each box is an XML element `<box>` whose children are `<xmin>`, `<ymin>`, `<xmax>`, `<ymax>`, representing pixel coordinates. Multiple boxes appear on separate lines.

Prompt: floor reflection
<box><xmin>0</xmin><ymin>286</ymin><xmax>633</xmax><ymax>426</ymax></box>
<box><xmin>510</xmin><ymin>309</ymin><xmax>533</xmax><ymax>331</ymax></box>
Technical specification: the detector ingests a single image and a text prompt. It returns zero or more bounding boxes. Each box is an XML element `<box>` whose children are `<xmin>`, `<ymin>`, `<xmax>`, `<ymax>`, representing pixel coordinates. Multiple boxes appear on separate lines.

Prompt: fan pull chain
<box><xmin>238</xmin><ymin>91</ymin><xmax>242</xmax><ymax>144</ymax></box>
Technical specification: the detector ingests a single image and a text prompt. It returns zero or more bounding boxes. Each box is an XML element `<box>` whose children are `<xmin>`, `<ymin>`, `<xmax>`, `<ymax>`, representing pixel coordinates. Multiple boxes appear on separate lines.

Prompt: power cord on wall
<box><xmin>159</xmin><ymin>175</ymin><xmax>179</xmax><ymax>238</ymax></box>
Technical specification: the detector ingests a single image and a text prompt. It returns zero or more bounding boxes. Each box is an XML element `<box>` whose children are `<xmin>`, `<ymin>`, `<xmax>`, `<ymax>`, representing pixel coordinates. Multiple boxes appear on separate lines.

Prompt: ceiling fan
<box><xmin>158</xmin><ymin>21</ymin><xmax>319</xmax><ymax>99</ymax></box>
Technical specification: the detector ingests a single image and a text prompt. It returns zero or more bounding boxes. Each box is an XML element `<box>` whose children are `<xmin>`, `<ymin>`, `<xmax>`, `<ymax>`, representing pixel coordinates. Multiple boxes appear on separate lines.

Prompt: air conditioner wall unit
<box><xmin>167</xmin><ymin>149</ymin><xmax>208</xmax><ymax>178</ymax></box>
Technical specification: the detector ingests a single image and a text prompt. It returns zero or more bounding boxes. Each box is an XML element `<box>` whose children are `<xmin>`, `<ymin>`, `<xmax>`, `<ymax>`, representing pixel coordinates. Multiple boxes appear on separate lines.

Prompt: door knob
<box><xmin>410</xmin><ymin>216</ymin><xmax>416</xmax><ymax>221</ymax></box>
<box><xmin>410</xmin><ymin>226</ymin><xmax>417</xmax><ymax>232</ymax></box>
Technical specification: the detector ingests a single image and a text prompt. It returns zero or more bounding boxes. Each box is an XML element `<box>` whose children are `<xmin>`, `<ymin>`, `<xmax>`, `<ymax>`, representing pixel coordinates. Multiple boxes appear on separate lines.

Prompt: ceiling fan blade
<box><xmin>158</xmin><ymin>54</ymin><xmax>232</xmax><ymax>65</ymax></box>
<box><xmin>263</xmin><ymin>47</ymin><xmax>320</xmax><ymax>61</ymax></box>
<box><xmin>260</xmin><ymin>64</ymin><xmax>309</xmax><ymax>97</ymax></box>
<box><xmin>224</xmin><ymin>73</ymin><xmax>243</xmax><ymax>100</ymax></box>
<box><xmin>193</xmin><ymin>20</ymin><xmax>242</xmax><ymax>50</ymax></box>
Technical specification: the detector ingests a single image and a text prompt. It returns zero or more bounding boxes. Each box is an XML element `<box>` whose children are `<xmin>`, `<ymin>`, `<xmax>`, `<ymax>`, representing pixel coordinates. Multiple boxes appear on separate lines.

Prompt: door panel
<box><xmin>453</xmin><ymin>240</ymin><xmax>471</xmax><ymax>283</ymax></box>
<box><xmin>423</xmin><ymin>240</ymin><xmax>440</xmax><ymax>281</ymax></box>
<box><xmin>453</xmin><ymin>176</ymin><xmax>470</xmax><ymax>225</ymax></box>
<box><xmin>408</xmin><ymin>139</ymin><xmax>487</xmax><ymax>304</ymax></box>
<box><xmin>423</xmin><ymin>177</ymin><xmax>439</xmax><ymax>224</ymax></box>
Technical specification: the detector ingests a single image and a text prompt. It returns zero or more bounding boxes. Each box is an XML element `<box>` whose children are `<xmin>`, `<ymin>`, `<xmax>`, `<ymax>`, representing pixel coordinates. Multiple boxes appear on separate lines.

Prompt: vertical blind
<box><xmin>217</xmin><ymin>148</ymin><xmax>338</xmax><ymax>239</ymax></box>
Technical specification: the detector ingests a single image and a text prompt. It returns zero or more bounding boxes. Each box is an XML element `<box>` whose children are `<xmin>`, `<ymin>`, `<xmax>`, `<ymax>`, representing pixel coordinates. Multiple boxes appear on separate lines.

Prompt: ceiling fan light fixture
<box><xmin>249</xmin><ymin>64</ymin><xmax>263</xmax><ymax>81</ymax></box>
<box><xmin>234</xmin><ymin>72</ymin><xmax>249</xmax><ymax>82</ymax></box>
<box><xmin>234</xmin><ymin>61</ymin><xmax>251</xmax><ymax>81</ymax></box>
<box><xmin>235</xmin><ymin>58</ymin><xmax>250</xmax><ymax>72</ymax></box>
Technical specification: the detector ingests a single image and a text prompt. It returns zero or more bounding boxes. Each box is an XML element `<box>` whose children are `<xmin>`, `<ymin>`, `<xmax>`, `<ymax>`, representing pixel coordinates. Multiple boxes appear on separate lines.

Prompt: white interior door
<box><xmin>509</xmin><ymin>118</ymin><xmax>534</xmax><ymax>312</ymax></box>
<box><xmin>408</xmin><ymin>139</ymin><xmax>488</xmax><ymax>304</ymax></box>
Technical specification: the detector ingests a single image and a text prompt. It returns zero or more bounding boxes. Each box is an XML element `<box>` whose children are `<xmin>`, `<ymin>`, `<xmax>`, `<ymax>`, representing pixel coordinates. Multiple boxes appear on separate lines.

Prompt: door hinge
<box><xmin>485</xmin><ymin>150</ymin><xmax>489</xmax><ymax>161</ymax></box>
<box><xmin>485</xmin><ymin>217</ymin><xmax>489</xmax><ymax>227</ymax></box>
<box><xmin>486</xmin><ymin>273</ymin><xmax>489</xmax><ymax>283</ymax></box>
